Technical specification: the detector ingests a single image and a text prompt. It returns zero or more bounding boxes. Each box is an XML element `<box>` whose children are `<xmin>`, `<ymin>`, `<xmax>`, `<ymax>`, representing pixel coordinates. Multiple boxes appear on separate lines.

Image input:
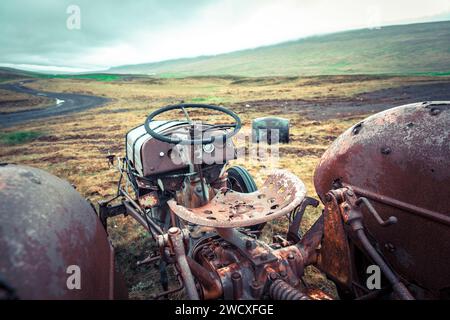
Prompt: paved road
<box><xmin>0</xmin><ymin>80</ymin><xmax>109</xmax><ymax>128</ymax></box>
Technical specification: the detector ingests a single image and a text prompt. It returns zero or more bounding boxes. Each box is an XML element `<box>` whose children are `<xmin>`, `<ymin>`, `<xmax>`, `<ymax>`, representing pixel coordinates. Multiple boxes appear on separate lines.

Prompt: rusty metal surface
<box><xmin>167</xmin><ymin>227</ymin><xmax>199</xmax><ymax>300</ymax></box>
<box><xmin>316</xmin><ymin>191</ymin><xmax>353</xmax><ymax>288</ymax></box>
<box><xmin>322</xmin><ymin>187</ymin><xmax>414</xmax><ymax>299</ymax></box>
<box><xmin>314</xmin><ymin>101</ymin><xmax>450</xmax><ymax>298</ymax></box>
<box><xmin>191</xmin><ymin>234</ymin><xmax>309</xmax><ymax>300</ymax></box>
<box><xmin>187</xmin><ymin>255</ymin><xmax>223</xmax><ymax>299</ymax></box>
<box><xmin>168</xmin><ymin>169</ymin><xmax>306</xmax><ymax>227</ymax></box>
<box><xmin>269</xmin><ymin>279</ymin><xmax>310</xmax><ymax>300</ymax></box>
<box><xmin>0</xmin><ymin>164</ymin><xmax>127</xmax><ymax>299</ymax></box>
<box><xmin>140</xmin><ymin>126</ymin><xmax>236</xmax><ymax>176</ymax></box>
<box><xmin>184</xmin><ymin>215</ymin><xmax>325</xmax><ymax>300</ymax></box>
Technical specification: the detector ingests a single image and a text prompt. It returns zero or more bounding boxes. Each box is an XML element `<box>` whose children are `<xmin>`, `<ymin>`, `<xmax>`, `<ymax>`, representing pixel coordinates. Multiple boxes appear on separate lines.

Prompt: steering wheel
<box><xmin>144</xmin><ymin>103</ymin><xmax>241</xmax><ymax>145</ymax></box>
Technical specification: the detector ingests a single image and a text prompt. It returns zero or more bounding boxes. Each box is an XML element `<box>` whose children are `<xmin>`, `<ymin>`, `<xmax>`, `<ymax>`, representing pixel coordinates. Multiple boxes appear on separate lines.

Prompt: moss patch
<box><xmin>0</xmin><ymin>130</ymin><xmax>44</xmax><ymax>145</ymax></box>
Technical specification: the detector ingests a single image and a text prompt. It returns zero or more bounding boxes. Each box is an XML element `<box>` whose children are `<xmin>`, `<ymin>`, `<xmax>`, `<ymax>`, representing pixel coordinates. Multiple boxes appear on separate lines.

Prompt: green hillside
<box><xmin>108</xmin><ymin>21</ymin><xmax>450</xmax><ymax>77</ymax></box>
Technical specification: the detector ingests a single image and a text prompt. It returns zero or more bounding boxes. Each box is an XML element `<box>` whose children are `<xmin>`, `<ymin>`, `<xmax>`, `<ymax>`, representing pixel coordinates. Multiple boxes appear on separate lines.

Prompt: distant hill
<box><xmin>108</xmin><ymin>21</ymin><xmax>450</xmax><ymax>77</ymax></box>
<box><xmin>0</xmin><ymin>67</ymin><xmax>38</xmax><ymax>82</ymax></box>
<box><xmin>0</xmin><ymin>68</ymin><xmax>127</xmax><ymax>82</ymax></box>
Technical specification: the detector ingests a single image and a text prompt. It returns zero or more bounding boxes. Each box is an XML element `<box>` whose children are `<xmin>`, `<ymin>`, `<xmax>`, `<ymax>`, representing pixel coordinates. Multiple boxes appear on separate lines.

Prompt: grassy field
<box><xmin>109</xmin><ymin>21</ymin><xmax>450</xmax><ymax>77</ymax></box>
<box><xmin>0</xmin><ymin>74</ymin><xmax>448</xmax><ymax>299</ymax></box>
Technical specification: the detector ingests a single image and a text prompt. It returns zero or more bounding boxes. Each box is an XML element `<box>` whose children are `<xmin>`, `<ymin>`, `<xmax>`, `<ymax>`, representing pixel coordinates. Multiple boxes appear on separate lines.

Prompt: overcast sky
<box><xmin>0</xmin><ymin>0</ymin><xmax>449</xmax><ymax>73</ymax></box>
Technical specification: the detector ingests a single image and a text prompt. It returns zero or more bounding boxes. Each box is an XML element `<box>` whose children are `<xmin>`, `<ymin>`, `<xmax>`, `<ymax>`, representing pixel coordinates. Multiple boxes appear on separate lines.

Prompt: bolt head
<box><xmin>269</xmin><ymin>273</ymin><xmax>278</xmax><ymax>280</ymax></box>
<box><xmin>381</xmin><ymin>147</ymin><xmax>391</xmax><ymax>155</ymax></box>
<box><xmin>232</xmin><ymin>272</ymin><xmax>241</xmax><ymax>280</ymax></box>
<box><xmin>430</xmin><ymin>108</ymin><xmax>441</xmax><ymax>116</ymax></box>
<box><xmin>157</xmin><ymin>235</ymin><xmax>165</xmax><ymax>247</ymax></box>
<box><xmin>384</xmin><ymin>243</ymin><xmax>396</xmax><ymax>252</ymax></box>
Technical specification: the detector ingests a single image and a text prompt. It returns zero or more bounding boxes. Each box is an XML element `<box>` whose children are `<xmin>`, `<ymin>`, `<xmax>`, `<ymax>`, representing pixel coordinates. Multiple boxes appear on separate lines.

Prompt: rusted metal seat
<box><xmin>168</xmin><ymin>169</ymin><xmax>306</xmax><ymax>228</ymax></box>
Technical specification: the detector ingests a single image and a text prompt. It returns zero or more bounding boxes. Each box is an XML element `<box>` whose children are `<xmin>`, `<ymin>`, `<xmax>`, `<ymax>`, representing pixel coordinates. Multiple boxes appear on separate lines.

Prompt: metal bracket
<box><xmin>327</xmin><ymin>187</ymin><xmax>413</xmax><ymax>300</ymax></box>
<box><xmin>98</xmin><ymin>201</ymin><xmax>126</xmax><ymax>230</ymax></box>
<box><xmin>216</xmin><ymin>228</ymin><xmax>278</xmax><ymax>268</ymax></box>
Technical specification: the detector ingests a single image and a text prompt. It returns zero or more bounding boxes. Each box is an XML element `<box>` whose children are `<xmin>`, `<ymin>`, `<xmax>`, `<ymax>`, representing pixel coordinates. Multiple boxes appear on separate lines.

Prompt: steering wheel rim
<box><xmin>144</xmin><ymin>103</ymin><xmax>241</xmax><ymax>145</ymax></box>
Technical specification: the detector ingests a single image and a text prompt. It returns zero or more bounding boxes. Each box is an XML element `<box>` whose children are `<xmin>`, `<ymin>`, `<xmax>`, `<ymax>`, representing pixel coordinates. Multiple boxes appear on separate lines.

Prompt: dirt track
<box><xmin>235</xmin><ymin>81</ymin><xmax>450</xmax><ymax>120</ymax></box>
<box><xmin>0</xmin><ymin>81</ymin><xmax>109</xmax><ymax>128</ymax></box>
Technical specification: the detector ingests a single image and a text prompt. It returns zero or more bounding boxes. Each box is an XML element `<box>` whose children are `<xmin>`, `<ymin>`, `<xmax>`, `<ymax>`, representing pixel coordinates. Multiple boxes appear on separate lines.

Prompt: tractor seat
<box><xmin>167</xmin><ymin>169</ymin><xmax>306</xmax><ymax>228</ymax></box>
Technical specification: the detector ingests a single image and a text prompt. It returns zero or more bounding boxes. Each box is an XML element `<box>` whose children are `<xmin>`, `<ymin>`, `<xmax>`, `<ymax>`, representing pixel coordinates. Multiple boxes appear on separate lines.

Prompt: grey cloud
<box><xmin>0</xmin><ymin>0</ymin><xmax>211</xmax><ymax>68</ymax></box>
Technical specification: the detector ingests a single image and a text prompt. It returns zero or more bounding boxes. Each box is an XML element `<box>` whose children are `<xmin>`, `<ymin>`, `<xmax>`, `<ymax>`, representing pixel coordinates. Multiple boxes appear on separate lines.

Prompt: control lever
<box><xmin>287</xmin><ymin>196</ymin><xmax>320</xmax><ymax>243</ymax></box>
<box><xmin>356</xmin><ymin>197</ymin><xmax>397</xmax><ymax>227</ymax></box>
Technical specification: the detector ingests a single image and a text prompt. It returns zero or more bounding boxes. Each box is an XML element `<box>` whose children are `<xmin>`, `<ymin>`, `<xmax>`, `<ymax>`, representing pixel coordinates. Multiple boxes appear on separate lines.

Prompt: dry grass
<box><xmin>0</xmin><ymin>88</ymin><xmax>52</xmax><ymax>113</ymax></box>
<box><xmin>0</xmin><ymin>74</ymin><xmax>442</xmax><ymax>299</ymax></box>
<box><xmin>26</xmin><ymin>74</ymin><xmax>440</xmax><ymax>103</ymax></box>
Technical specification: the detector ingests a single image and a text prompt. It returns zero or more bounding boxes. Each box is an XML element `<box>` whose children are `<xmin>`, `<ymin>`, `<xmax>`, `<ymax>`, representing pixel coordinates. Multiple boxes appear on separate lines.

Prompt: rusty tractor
<box><xmin>1</xmin><ymin>101</ymin><xmax>449</xmax><ymax>300</ymax></box>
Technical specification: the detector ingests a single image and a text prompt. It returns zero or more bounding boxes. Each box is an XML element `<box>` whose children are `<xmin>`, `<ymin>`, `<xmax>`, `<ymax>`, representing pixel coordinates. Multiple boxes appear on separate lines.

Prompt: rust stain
<box><xmin>168</xmin><ymin>169</ymin><xmax>306</xmax><ymax>228</ymax></box>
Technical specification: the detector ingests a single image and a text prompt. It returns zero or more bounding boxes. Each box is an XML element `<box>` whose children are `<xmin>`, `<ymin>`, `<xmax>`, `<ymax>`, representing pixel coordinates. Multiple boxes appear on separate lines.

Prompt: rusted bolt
<box><xmin>157</xmin><ymin>235</ymin><xmax>167</xmax><ymax>248</ymax></box>
<box><xmin>385</xmin><ymin>243</ymin><xmax>396</xmax><ymax>252</ymax></box>
<box><xmin>269</xmin><ymin>272</ymin><xmax>279</xmax><ymax>281</ymax></box>
<box><xmin>272</xmin><ymin>243</ymin><xmax>281</xmax><ymax>249</ymax></box>
<box><xmin>245</xmin><ymin>239</ymin><xmax>254</xmax><ymax>249</ymax></box>
<box><xmin>232</xmin><ymin>272</ymin><xmax>243</xmax><ymax>299</ymax></box>
<box><xmin>346</xmin><ymin>189</ymin><xmax>354</xmax><ymax>196</ymax></box>
<box><xmin>251</xmin><ymin>279</ymin><xmax>260</xmax><ymax>287</ymax></box>
<box><xmin>260</xmin><ymin>252</ymin><xmax>268</xmax><ymax>261</ymax></box>
<box><xmin>352</xmin><ymin>122</ymin><xmax>363</xmax><ymax>135</ymax></box>
<box><xmin>250</xmin><ymin>279</ymin><xmax>263</xmax><ymax>298</ymax></box>
<box><xmin>381</xmin><ymin>147</ymin><xmax>391</xmax><ymax>155</ymax></box>
<box><xmin>232</xmin><ymin>272</ymin><xmax>241</xmax><ymax>280</ymax></box>
<box><xmin>168</xmin><ymin>227</ymin><xmax>179</xmax><ymax>235</ymax></box>
<box><xmin>220</xmin><ymin>241</ymin><xmax>229</xmax><ymax>248</ymax></box>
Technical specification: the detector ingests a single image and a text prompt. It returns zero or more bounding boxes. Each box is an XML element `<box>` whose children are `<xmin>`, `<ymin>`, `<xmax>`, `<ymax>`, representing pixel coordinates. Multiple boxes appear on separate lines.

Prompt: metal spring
<box><xmin>269</xmin><ymin>279</ymin><xmax>310</xmax><ymax>300</ymax></box>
